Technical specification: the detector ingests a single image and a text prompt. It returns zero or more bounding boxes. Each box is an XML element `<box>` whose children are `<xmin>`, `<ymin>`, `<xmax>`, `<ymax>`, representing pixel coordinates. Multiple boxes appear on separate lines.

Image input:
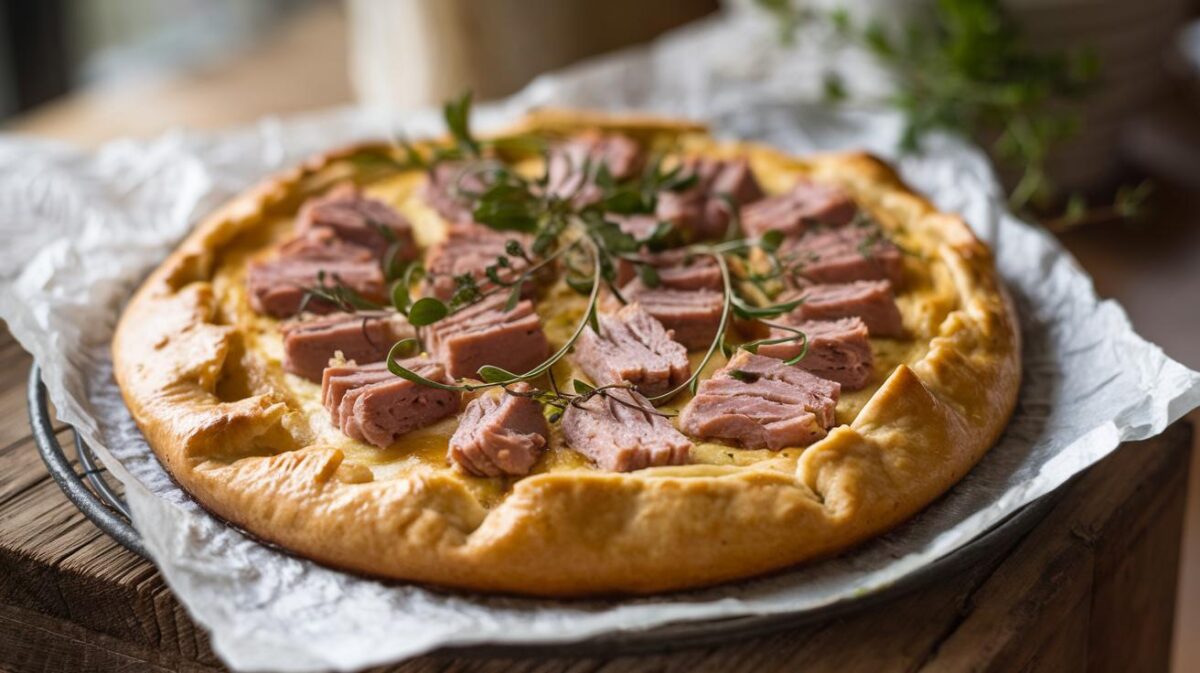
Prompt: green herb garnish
<box><xmin>327</xmin><ymin>92</ymin><xmax>820</xmax><ymax>417</ymax></box>
<box><xmin>755</xmin><ymin>0</ymin><xmax>1153</xmax><ymax>222</ymax></box>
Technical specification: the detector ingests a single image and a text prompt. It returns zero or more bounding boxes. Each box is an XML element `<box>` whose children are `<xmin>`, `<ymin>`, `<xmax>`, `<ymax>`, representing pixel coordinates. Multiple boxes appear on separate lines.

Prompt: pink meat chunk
<box><xmin>321</xmin><ymin>361</ymin><xmax>393</xmax><ymax>427</ymax></box>
<box><xmin>679</xmin><ymin>351</ymin><xmax>840</xmax><ymax>450</ymax></box>
<box><xmin>321</xmin><ymin>357</ymin><xmax>460</xmax><ymax>448</ymax></box>
<box><xmin>710</xmin><ymin>158</ymin><xmax>766</xmax><ymax>205</ymax></box>
<box><xmin>276</xmin><ymin>227</ymin><xmax>375</xmax><ymax>262</ymax></box>
<box><xmin>281</xmin><ymin>311</ymin><xmax>414</xmax><ymax>382</ymax></box>
<box><xmin>561</xmin><ymin>388</ymin><xmax>692</xmax><ymax>472</ymax></box>
<box><xmin>247</xmin><ymin>253</ymin><xmax>386</xmax><ymax>319</ymax></box>
<box><xmin>423</xmin><ymin>222</ymin><xmax>535</xmax><ymax>301</ymax></box>
<box><xmin>787</xmin><ymin>280</ymin><xmax>904</xmax><ymax>338</ymax></box>
<box><xmin>420</xmin><ymin>161</ymin><xmax>491</xmax><ymax>223</ymax></box>
<box><xmin>246</xmin><ymin>228</ymin><xmax>386</xmax><ymax>318</ymax></box>
<box><xmin>782</xmin><ymin>223</ymin><xmax>903</xmax><ymax>286</ymax></box>
<box><xmin>425</xmin><ymin>293</ymin><xmax>550</xmax><ymax>380</ymax></box>
<box><xmin>656</xmin><ymin>157</ymin><xmax>765</xmax><ymax>240</ymax></box>
<box><xmin>572</xmin><ymin>303</ymin><xmax>691</xmax><ymax>398</ymax></box>
<box><xmin>448</xmin><ymin>383</ymin><xmax>549</xmax><ymax>477</ymax></box>
<box><xmin>741</xmin><ymin>180</ymin><xmax>858</xmax><ymax>238</ymax></box>
<box><xmin>616</xmin><ymin>248</ymin><xmax>722</xmax><ymax>291</ymax></box>
<box><xmin>754</xmin><ymin>317</ymin><xmax>874</xmax><ymax>390</ymax></box>
<box><xmin>296</xmin><ymin>183</ymin><xmax>417</xmax><ymax>260</ymax></box>
<box><xmin>545</xmin><ymin>132</ymin><xmax>645</xmax><ymax>205</ymax></box>
<box><xmin>614</xmin><ymin>279</ymin><xmax>724</xmax><ymax>351</ymax></box>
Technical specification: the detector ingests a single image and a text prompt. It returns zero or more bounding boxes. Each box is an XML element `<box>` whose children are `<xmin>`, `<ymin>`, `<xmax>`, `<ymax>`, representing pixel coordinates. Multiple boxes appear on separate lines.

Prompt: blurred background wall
<box><xmin>0</xmin><ymin>0</ymin><xmax>719</xmax><ymax>123</ymax></box>
<box><xmin>4</xmin><ymin>0</ymin><xmax>1198</xmax><ymax>195</ymax></box>
<box><xmin>0</xmin><ymin>0</ymin><xmax>310</xmax><ymax>118</ymax></box>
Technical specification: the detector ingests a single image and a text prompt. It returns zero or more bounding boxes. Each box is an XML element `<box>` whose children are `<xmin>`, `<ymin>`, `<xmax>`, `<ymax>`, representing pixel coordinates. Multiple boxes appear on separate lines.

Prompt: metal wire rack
<box><xmin>26</xmin><ymin>362</ymin><xmax>1062</xmax><ymax>656</ymax></box>
<box><xmin>27</xmin><ymin>365</ymin><xmax>146</xmax><ymax>558</ymax></box>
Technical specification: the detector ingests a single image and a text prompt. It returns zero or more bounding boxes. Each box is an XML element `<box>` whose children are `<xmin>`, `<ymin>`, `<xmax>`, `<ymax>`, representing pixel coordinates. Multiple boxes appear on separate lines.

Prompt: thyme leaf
<box><xmin>741</xmin><ymin>323</ymin><xmax>811</xmax><ymax>366</ymax></box>
<box><xmin>477</xmin><ymin>365</ymin><xmax>518</xmax><ymax>383</ymax></box>
<box><xmin>731</xmin><ymin>294</ymin><xmax>803</xmax><ymax>320</ymax></box>
<box><xmin>407</xmin><ymin>297</ymin><xmax>449</xmax><ymax>326</ymax></box>
<box><xmin>443</xmin><ymin>92</ymin><xmax>481</xmax><ymax>158</ymax></box>
<box><xmin>387</xmin><ymin>339</ymin><xmax>476</xmax><ymax>392</ymax></box>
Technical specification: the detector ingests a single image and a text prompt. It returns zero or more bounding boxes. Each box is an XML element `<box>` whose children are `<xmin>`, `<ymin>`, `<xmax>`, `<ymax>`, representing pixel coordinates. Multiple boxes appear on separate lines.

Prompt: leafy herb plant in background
<box><xmin>755</xmin><ymin>0</ymin><xmax>1151</xmax><ymax>228</ymax></box>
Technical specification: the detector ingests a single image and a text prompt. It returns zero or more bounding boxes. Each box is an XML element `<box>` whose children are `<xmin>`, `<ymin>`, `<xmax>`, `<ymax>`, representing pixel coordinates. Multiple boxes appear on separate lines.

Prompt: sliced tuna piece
<box><xmin>420</xmin><ymin>161</ymin><xmax>491</xmax><ymax>223</ymax></box>
<box><xmin>281</xmin><ymin>311</ymin><xmax>414</xmax><ymax>382</ymax></box>
<box><xmin>573</xmin><ymin>303</ymin><xmax>691</xmax><ymax>398</ymax></box>
<box><xmin>247</xmin><ymin>228</ymin><xmax>386</xmax><ymax>318</ymax></box>
<box><xmin>782</xmin><ymin>223</ymin><xmax>903</xmax><ymax>286</ymax></box>
<box><xmin>614</xmin><ymin>279</ymin><xmax>724</xmax><ymax>351</ymax></box>
<box><xmin>275</xmin><ymin>227</ymin><xmax>376</xmax><ymax>262</ymax></box>
<box><xmin>754</xmin><ymin>317</ymin><xmax>874</xmax><ymax>390</ymax></box>
<box><xmin>425</xmin><ymin>293</ymin><xmax>550</xmax><ymax>380</ymax></box>
<box><xmin>679</xmin><ymin>351</ymin><xmax>840</xmax><ymax>450</ymax></box>
<box><xmin>322</xmin><ymin>357</ymin><xmax>460</xmax><ymax>448</ymax></box>
<box><xmin>656</xmin><ymin>157</ymin><xmax>765</xmax><ymax>240</ymax></box>
<box><xmin>246</xmin><ymin>255</ymin><xmax>386</xmax><ymax>318</ymax></box>
<box><xmin>320</xmin><ymin>360</ymin><xmax>393</xmax><ymax>427</ymax></box>
<box><xmin>545</xmin><ymin>132</ymin><xmax>645</xmax><ymax>205</ymax></box>
<box><xmin>616</xmin><ymin>248</ymin><xmax>722</xmax><ymax>291</ymax></box>
<box><xmin>448</xmin><ymin>383</ymin><xmax>549</xmax><ymax>477</ymax></box>
<box><xmin>709</xmin><ymin>158</ymin><xmax>766</xmax><ymax>205</ymax></box>
<box><xmin>561</xmin><ymin>388</ymin><xmax>692</xmax><ymax>472</ymax></box>
<box><xmin>297</xmin><ymin>183</ymin><xmax>417</xmax><ymax>260</ymax></box>
<box><xmin>741</xmin><ymin>180</ymin><xmax>857</xmax><ymax>238</ymax></box>
<box><xmin>423</xmin><ymin>222</ymin><xmax>535</xmax><ymax>301</ymax></box>
<box><xmin>787</xmin><ymin>280</ymin><xmax>904</xmax><ymax>338</ymax></box>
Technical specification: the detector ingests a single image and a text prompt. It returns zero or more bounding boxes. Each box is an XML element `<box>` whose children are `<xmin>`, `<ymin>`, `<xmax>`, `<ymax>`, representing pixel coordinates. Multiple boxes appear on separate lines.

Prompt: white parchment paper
<box><xmin>2</xmin><ymin>13</ymin><xmax>1199</xmax><ymax>673</ymax></box>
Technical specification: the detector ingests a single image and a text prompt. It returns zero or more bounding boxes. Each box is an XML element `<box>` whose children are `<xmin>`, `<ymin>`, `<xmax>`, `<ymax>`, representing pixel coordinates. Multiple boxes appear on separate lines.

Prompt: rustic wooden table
<box><xmin>0</xmin><ymin>322</ymin><xmax>1190</xmax><ymax>672</ymax></box>
<box><xmin>2</xmin><ymin>4</ymin><xmax>1198</xmax><ymax>671</ymax></box>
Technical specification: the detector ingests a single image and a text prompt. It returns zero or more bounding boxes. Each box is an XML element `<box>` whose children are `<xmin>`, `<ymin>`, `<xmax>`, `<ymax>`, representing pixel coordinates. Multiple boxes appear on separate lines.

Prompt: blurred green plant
<box><xmin>756</xmin><ymin>0</ymin><xmax>1151</xmax><ymax>226</ymax></box>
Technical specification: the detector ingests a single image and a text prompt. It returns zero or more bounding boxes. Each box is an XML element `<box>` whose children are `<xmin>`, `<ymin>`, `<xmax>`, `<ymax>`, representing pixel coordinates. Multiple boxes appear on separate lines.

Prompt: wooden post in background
<box><xmin>346</xmin><ymin>0</ymin><xmax>719</xmax><ymax>109</ymax></box>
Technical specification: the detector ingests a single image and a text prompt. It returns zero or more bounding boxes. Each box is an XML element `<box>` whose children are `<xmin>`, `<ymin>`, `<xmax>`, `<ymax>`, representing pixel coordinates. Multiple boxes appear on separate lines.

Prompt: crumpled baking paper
<box><xmin>2</xmin><ymin>12</ymin><xmax>1199</xmax><ymax>673</ymax></box>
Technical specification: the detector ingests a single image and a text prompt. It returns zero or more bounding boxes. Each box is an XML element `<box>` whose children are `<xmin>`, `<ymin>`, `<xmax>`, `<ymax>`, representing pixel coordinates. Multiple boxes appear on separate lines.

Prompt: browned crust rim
<box><xmin>112</xmin><ymin>109</ymin><xmax>1021</xmax><ymax>596</ymax></box>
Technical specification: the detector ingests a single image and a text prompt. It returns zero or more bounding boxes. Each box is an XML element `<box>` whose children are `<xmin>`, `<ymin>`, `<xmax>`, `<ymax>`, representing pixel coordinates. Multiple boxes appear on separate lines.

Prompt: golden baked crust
<box><xmin>112</xmin><ymin>110</ymin><xmax>1020</xmax><ymax>596</ymax></box>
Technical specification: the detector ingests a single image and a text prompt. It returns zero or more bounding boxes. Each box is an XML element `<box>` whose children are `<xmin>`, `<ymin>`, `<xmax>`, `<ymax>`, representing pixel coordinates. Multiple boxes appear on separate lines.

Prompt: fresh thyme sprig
<box><xmin>498</xmin><ymin>379</ymin><xmax>677</xmax><ymax>424</ymax></box>
<box><xmin>754</xmin><ymin>0</ymin><xmax>1153</xmax><ymax>222</ymax></box>
<box><xmin>740</xmin><ymin>322</ymin><xmax>810</xmax><ymax>366</ymax></box>
<box><xmin>828</xmin><ymin>0</ymin><xmax>1095</xmax><ymax>211</ymax></box>
<box><xmin>349</xmin><ymin>92</ymin><xmax>549</xmax><ymax>180</ymax></box>
<box><xmin>444</xmin><ymin>92</ymin><xmax>481</xmax><ymax>158</ymax></box>
<box><xmin>385</xmin><ymin>232</ymin><xmax>603</xmax><ymax>393</ymax></box>
<box><xmin>336</xmin><ymin>92</ymin><xmax>813</xmax><ymax>416</ymax></box>
<box><xmin>297</xmin><ymin>271</ymin><xmax>384</xmax><ymax>314</ymax></box>
<box><xmin>647</xmin><ymin>252</ymin><xmax>733</xmax><ymax>401</ymax></box>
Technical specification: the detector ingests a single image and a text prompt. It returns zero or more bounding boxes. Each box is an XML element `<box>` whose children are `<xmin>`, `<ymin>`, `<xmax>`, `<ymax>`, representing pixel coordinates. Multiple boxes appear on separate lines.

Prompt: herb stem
<box><xmin>514</xmin><ymin>231</ymin><xmax>603</xmax><ymax>381</ymax></box>
<box><xmin>646</xmin><ymin>250</ymin><xmax>734</xmax><ymax>402</ymax></box>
